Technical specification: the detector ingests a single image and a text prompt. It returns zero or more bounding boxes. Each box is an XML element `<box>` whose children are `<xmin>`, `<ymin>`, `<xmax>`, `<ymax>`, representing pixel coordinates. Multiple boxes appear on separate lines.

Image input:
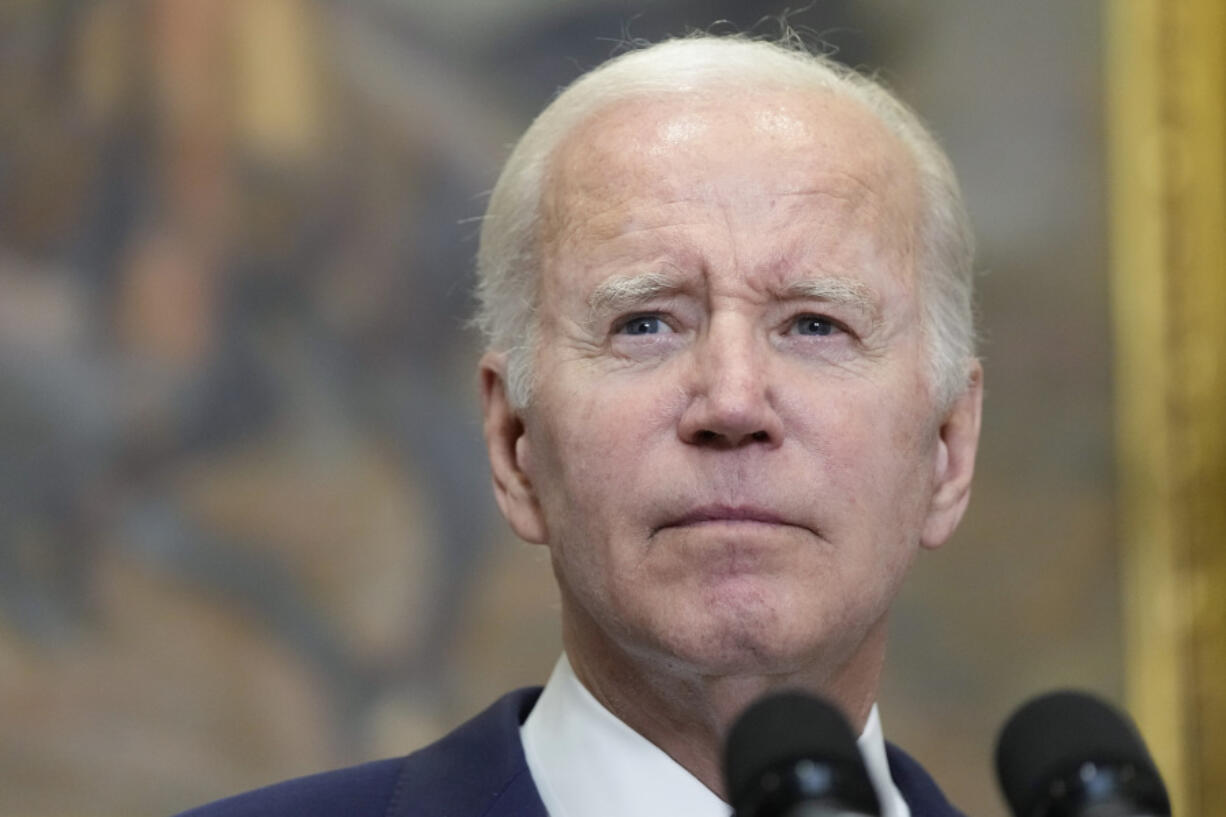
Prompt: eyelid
<box><xmin>613</xmin><ymin>312</ymin><xmax>675</xmax><ymax>335</ymax></box>
<box><xmin>785</xmin><ymin>311</ymin><xmax>854</xmax><ymax>336</ymax></box>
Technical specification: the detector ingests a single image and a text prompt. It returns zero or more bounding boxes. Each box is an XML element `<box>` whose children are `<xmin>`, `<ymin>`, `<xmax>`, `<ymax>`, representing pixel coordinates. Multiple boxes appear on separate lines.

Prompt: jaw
<box><xmin>556</xmin><ymin>567</ymin><xmax>892</xmax><ymax>726</ymax></box>
<box><xmin>556</xmin><ymin>584</ymin><xmax>891</xmax><ymax>799</ymax></box>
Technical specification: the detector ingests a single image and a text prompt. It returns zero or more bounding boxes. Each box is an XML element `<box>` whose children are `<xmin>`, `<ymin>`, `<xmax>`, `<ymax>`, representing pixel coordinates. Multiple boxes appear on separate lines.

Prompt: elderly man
<box><xmin>180</xmin><ymin>34</ymin><xmax>981</xmax><ymax>817</ymax></box>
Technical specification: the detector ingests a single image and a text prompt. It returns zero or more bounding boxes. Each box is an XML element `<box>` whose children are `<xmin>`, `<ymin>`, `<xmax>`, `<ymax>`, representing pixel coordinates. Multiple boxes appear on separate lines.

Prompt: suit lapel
<box><xmin>385</xmin><ymin>688</ymin><xmax>549</xmax><ymax>817</ymax></box>
<box><xmin>885</xmin><ymin>742</ymin><xmax>968</xmax><ymax>817</ymax></box>
<box><xmin>384</xmin><ymin>688</ymin><xmax>966</xmax><ymax>817</ymax></box>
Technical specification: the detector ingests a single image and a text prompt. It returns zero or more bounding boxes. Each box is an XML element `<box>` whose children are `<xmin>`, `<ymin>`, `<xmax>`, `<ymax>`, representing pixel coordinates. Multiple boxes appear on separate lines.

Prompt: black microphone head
<box><xmin>995</xmin><ymin>690</ymin><xmax>1170</xmax><ymax>817</ymax></box>
<box><xmin>724</xmin><ymin>690</ymin><xmax>880</xmax><ymax>817</ymax></box>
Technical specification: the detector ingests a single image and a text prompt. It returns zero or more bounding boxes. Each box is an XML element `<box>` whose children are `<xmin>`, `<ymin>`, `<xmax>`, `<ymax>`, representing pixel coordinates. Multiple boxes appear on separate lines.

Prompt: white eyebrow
<box><xmin>783</xmin><ymin>276</ymin><xmax>882</xmax><ymax>327</ymax></box>
<box><xmin>587</xmin><ymin>270</ymin><xmax>683</xmax><ymax>319</ymax></box>
<box><xmin>585</xmin><ymin>271</ymin><xmax>883</xmax><ymax>331</ymax></box>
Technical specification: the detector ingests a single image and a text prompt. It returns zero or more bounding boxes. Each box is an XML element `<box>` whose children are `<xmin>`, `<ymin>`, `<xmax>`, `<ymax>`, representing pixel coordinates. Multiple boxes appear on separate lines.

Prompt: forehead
<box><xmin>538</xmin><ymin>87</ymin><xmax>920</xmax><ymax>292</ymax></box>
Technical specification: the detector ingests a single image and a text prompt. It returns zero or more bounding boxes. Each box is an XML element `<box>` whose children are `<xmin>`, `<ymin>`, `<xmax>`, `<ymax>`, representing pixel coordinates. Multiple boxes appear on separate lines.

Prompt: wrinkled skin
<box><xmin>481</xmin><ymin>87</ymin><xmax>982</xmax><ymax>792</ymax></box>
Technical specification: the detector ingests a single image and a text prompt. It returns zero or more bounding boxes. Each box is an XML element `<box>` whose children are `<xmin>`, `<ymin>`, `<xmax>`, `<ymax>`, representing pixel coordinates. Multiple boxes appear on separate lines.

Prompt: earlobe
<box><xmin>920</xmin><ymin>361</ymin><xmax>983</xmax><ymax>549</ymax></box>
<box><xmin>479</xmin><ymin>353</ymin><xmax>549</xmax><ymax>545</ymax></box>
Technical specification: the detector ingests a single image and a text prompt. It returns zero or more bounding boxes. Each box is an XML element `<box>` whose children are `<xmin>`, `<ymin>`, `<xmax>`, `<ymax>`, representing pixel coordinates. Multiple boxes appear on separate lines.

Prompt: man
<box><xmin>180</xmin><ymin>34</ymin><xmax>981</xmax><ymax>817</ymax></box>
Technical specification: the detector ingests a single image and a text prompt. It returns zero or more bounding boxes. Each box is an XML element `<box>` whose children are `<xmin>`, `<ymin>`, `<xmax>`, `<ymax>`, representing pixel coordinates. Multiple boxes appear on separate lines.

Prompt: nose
<box><xmin>678</xmin><ymin>321</ymin><xmax>783</xmax><ymax>449</ymax></box>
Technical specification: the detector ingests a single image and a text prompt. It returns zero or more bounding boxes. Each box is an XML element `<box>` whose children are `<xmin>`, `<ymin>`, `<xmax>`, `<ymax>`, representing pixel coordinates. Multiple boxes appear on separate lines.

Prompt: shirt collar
<box><xmin>521</xmin><ymin>655</ymin><xmax>911</xmax><ymax>817</ymax></box>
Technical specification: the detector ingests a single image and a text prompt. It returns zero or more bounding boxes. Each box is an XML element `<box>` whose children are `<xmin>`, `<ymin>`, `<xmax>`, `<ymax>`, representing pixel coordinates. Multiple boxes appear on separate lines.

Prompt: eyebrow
<box><xmin>783</xmin><ymin>277</ymin><xmax>881</xmax><ymax>322</ymax></box>
<box><xmin>587</xmin><ymin>270</ymin><xmax>684</xmax><ymax>320</ymax></box>
<box><xmin>585</xmin><ymin>270</ymin><xmax>882</xmax><ymax>330</ymax></box>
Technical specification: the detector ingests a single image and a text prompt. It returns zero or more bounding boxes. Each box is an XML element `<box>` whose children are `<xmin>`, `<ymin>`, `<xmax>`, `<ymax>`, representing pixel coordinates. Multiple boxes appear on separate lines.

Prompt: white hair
<box><xmin>474</xmin><ymin>35</ymin><xmax>976</xmax><ymax>410</ymax></box>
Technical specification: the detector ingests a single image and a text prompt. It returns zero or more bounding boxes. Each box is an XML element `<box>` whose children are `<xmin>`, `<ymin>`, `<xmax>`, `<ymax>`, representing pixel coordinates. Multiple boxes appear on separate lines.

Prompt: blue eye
<box><xmin>620</xmin><ymin>315</ymin><xmax>665</xmax><ymax>335</ymax></box>
<box><xmin>794</xmin><ymin>315</ymin><xmax>837</xmax><ymax>336</ymax></box>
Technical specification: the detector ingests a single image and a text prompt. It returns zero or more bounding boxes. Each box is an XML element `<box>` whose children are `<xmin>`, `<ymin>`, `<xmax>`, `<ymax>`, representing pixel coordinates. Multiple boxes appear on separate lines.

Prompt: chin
<box><xmin>641</xmin><ymin>604</ymin><xmax>827</xmax><ymax>679</ymax></box>
<box><xmin>656</xmin><ymin>637</ymin><xmax>818</xmax><ymax>680</ymax></box>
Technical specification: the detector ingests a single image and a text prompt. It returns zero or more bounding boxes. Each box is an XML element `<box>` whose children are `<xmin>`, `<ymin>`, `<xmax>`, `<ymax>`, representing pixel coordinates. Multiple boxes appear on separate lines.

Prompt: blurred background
<box><xmin>0</xmin><ymin>1</ymin><xmax>1116</xmax><ymax>815</ymax></box>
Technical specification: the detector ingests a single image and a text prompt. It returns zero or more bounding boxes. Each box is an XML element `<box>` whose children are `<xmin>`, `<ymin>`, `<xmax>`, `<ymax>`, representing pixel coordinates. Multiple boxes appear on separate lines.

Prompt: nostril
<box><xmin>751</xmin><ymin>430</ymin><xmax>769</xmax><ymax>443</ymax></box>
<box><xmin>696</xmin><ymin>429</ymin><xmax>718</xmax><ymax>443</ymax></box>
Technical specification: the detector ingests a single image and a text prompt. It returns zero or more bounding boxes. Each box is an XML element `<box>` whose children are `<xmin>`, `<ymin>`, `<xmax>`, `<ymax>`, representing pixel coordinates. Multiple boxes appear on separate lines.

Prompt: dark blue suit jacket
<box><xmin>177</xmin><ymin>688</ymin><xmax>967</xmax><ymax>817</ymax></box>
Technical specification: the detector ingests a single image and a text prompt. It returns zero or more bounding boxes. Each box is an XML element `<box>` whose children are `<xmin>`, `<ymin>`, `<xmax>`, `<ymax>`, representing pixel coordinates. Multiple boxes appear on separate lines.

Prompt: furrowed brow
<box><xmin>586</xmin><ymin>270</ymin><xmax>683</xmax><ymax>323</ymax></box>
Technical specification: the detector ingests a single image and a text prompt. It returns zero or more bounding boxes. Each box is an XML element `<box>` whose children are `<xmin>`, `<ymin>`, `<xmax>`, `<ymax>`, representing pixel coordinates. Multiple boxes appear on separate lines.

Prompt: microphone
<box><xmin>995</xmin><ymin>690</ymin><xmax>1171</xmax><ymax>817</ymax></box>
<box><xmin>723</xmin><ymin>690</ymin><xmax>881</xmax><ymax>817</ymax></box>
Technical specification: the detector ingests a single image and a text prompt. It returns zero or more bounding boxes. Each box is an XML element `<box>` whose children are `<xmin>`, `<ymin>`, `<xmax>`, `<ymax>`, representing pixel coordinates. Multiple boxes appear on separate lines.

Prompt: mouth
<box><xmin>655</xmin><ymin>504</ymin><xmax>799</xmax><ymax>532</ymax></box>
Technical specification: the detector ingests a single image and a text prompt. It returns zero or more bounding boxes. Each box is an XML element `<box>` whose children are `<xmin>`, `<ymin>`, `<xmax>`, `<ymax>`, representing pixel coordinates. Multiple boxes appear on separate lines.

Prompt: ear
<box><xmin>479</xmin><ymin>352</ymin><xmax>548</xmax><ymax>545</ymax></box>
<box><xmin>920</xmin><ymin>360</ymin><xmax>983</xmax><ymax>549</ymax></box>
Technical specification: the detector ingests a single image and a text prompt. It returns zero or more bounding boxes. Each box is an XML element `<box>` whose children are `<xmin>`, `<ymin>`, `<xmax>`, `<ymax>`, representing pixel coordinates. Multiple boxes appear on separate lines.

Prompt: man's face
<box><xmin>483</xmin><ymin>88</ymin><xmax>981</xmax><ymax>682</ymax></box>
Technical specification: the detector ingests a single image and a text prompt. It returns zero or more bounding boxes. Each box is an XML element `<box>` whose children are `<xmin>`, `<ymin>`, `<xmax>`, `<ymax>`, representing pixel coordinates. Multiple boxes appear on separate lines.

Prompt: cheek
<box><xmin>788</xmin><ymin>376</ymin><xmax>937</xmax><ymax>524</ymax></box>
<box><xmin>529</xmin><ymin>382</ymin><xmax>679</xmax><ymax>543</ymax></box>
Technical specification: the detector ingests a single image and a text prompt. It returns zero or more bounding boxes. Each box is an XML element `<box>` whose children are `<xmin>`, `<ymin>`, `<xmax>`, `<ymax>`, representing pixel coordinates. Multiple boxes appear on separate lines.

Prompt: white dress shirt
<box><xmin>521</xmin><ymin>655</ymin><xmax>912</xmax><ymax>817</ymax></box>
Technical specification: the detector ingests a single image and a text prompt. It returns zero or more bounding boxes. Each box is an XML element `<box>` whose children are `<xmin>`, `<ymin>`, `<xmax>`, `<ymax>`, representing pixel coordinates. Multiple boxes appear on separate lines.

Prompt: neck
<box><xmin>559</xmin><ymin>600</ymin><xmax>888</xmax><ymax>798</ymax></box>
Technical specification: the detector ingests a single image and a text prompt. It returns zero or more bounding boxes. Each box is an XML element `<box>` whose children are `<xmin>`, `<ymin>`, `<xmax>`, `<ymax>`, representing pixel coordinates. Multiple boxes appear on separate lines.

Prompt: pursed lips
<box><xmin>653</xmin><ymin>504</ymin><xmax>806</xmax><ymax>534</ymax></box>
